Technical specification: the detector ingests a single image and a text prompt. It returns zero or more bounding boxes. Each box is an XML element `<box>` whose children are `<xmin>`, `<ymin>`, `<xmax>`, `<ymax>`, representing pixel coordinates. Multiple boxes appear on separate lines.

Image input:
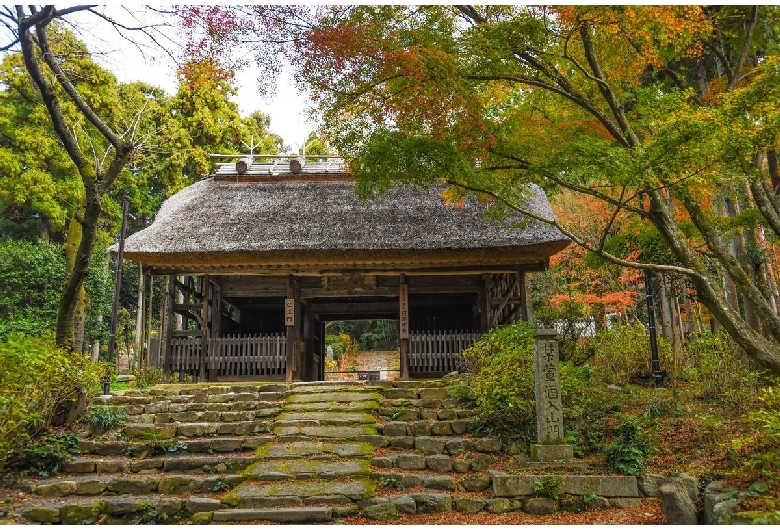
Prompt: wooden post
<box><xmin>480</xmin><ymin>274</ymin><xmax>492</xmax><ymax>332</ymax></box>
<box><xmin>164</xmin><ymin>274</ymin><xmax>175</xmax><ymax>379</ymax></box>
<box><xmin>519</xmin><ymin>272</ymin><xmax>533</xmax><ymax>322</ymax></box>
<box><xmin>399</xmin><ymin>274</ymin><xmax>409</xmax><ymax>380</ymax></box>
<box><xmin>199</xmin><ymin>275</ymin><xmax>209</xmax><ymax>382</ymax></box>
<box><xmin>286</xmin><ymin>274</ymin><xmax>300</xmax><ymax>381</ymax></box>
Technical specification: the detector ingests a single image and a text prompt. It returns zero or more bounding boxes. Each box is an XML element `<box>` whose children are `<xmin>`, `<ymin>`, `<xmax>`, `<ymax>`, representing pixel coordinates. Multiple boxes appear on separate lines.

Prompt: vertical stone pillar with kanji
<box><xmin>531</xmin><ymin>329</ymin><xmax>574</xmax><ymax>462</ymax></box>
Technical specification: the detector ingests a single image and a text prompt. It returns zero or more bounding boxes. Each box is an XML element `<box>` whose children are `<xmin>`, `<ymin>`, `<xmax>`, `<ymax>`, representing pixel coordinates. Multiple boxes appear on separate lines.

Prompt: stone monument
<box><xmin>531</xmin><ymin>329</ymin><xmax>574</xmax><ymax>462</ymax></box>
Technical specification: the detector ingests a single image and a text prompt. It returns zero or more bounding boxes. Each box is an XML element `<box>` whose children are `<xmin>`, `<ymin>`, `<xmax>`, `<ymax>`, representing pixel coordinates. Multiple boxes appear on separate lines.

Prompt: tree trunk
<box><xmin>56</xmin><ymin>186</ymin><xmax>101</xmax><ymax>350</ymax></box>
<box><xmin>648</xmin><ymin>188</ymin><xmax>780</xmax><ymax>373</ymax></box>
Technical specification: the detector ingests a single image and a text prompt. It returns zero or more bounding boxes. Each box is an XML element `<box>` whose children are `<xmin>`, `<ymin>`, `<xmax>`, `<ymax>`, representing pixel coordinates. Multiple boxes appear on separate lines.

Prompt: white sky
<box><xmin>78</xmin><ymin>7</ymin><xmax>315</xmax><ymax>153</ymax></box>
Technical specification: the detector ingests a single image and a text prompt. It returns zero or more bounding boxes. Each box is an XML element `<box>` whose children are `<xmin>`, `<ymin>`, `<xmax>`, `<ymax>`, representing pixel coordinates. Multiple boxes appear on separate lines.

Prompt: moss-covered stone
<box><xmin>158</xmin><ymin>475</ymin><xmax>203</xmax><ymax>494</ymax></box>
<box><xmin>363</xmin><ymin>503</ymin><xmax>398</xmax><ymax>520</ymax></box>
<box><xmin>36</xmin><ymin>480</ymin><xmax>77</xmax><ymax>497</ymax></box>
<box><xmin>23</xmin><ymin>506</ymin><xmax>60</xmax><ymax>523</ymax></box>
<box><xmin>60</xmin><ymin>503</ymin><xmax>99</xmax><ymax>524</ymax></box>
<box><xmin>190</xmin><ymin>511</ymin><xmax>214</xmax><ymax>523</ymax></box>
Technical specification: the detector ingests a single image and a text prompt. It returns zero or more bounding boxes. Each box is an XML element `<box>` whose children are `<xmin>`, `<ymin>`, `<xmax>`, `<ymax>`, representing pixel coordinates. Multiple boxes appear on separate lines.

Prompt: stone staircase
<box><xmin>11</xmin><ymin>379</ymin><xmax>646</xmax><ymax>524</ymax></box>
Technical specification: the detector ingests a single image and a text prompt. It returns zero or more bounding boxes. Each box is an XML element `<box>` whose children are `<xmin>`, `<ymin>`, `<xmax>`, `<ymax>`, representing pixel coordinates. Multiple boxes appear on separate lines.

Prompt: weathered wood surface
<box><xmin>409</xmin><ymin>329</ymin><xmax>481</xmax><ymax>375</ymax></box>
<box><xmin>168</xmin><ymin>334</ymin><xmax>287</xmax><ymax>378</ymax></box>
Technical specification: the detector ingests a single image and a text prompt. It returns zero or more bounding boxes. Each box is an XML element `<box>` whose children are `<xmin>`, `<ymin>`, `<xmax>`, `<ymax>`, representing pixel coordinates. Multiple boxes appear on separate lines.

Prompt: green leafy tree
<box><xmin>181</xmin><ymin>5</ymin><xmax>780</xmax><ymax>373</ymax></box>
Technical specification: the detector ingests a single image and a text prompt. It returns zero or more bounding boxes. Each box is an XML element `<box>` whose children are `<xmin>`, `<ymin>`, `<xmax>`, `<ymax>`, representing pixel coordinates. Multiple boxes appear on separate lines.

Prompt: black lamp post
<box><xmin>103</xmin><ymin>196</ymin><xmax>129</xmax><ymax>396</ymax></box>
<box><xmin>644</xmin><ymin>269</ymin><xmax>664</xmax><ymax>388</ymax></box>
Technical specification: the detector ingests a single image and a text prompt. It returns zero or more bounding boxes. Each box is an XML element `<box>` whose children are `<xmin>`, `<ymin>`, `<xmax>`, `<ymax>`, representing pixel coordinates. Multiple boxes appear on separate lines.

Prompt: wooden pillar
<box><xmin>164</xmin><ymin>274</ymin><xmax>175</xmax><ymax>379</ymax></box>
<box><xmin>519</xmin><ymin>272</ymin><xmax>533</xmax><ymax>322</ymax></box>
<box><xmin>480</xmin><ymin>274</ymin><xmax>492</xmax><ymax>332</ymax></box>
<box><xmin>199</xmin><ymin>275</ymin><xmax>209</xmax><ymax>382</ymax></box>
<box><xmin>399</xmin><ymin>274</ymin><xmax>410</xmax><ymax>380</ymax></box>
<box><xmin>286</xmin><ymin>274</ymin><xmax>300</xmax><ymax>381</ymax></box>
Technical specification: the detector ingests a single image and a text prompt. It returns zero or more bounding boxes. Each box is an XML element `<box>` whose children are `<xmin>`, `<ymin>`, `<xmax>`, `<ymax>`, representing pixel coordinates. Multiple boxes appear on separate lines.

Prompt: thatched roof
<box><xmin>123</xmin><ymin>160</ymin><xmax>569</xmax><ymax>271</ymax></box>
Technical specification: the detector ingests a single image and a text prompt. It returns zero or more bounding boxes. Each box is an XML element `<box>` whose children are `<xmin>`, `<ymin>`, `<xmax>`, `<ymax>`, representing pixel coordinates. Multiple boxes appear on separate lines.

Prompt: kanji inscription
<box><xmin>534</xmin><ymin>330</ymin><xmax>564</xmax><ymax>443</ymax></box>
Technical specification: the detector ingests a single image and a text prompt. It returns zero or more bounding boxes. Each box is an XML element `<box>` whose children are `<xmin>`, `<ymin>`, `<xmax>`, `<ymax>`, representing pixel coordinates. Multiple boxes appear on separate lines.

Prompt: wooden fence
<box><xmin>168</xmin><ymin>334</ymin><xmax>287</xmax><ymax>379</ymax></box>
<box><xmin>409</xmin><ymin>329</ymin><xmax>481</xmax><ymax>375</ymax></box>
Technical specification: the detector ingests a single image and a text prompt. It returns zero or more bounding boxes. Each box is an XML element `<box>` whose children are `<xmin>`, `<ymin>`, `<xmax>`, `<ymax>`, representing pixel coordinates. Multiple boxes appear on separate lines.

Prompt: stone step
<box><xmin>21</xmin><ymin>494</ymin><xmax>230</xmax><ymax>524</ymax></box>
<box><xmin>371</xmin><ymin>470</ymin><xmax>493</xmax><ymax>493</ymax></box>
<box><xmin>378</xmin><ymin>435</ymin><xmax>501</xmax><ymax>455</ymax></box>
<box><xmin>284</xmin><ymin>400</ymin><xmax>379</xmax><ymax>412</ymax></box>
<box><xmin>61</xmin><ymin>454</ymin><xmax>259</xmax><ymax>475</ymax></box>
<box><xmin>290</xmin><ymin>381</ymin><xmax>388</xmax><ymax>392</ymax></box>
<box><xmin>122</xmin><ymin>420</ymin><xmax>272</xmax><ymax>439</ymax></box>
<box><xmin>24</xmin><ymin>473</ymin><xmax>246</xmax><ymax>498</ymax></box>
<box><xmin>222</xmin><ymin>479</ymin><xmax>375</xmax><ymax>508</ymax></box>
<box><xmin>272</xmin><ymin>424</ymin><xmax>378</xmax><ymax>439</ymax></box>
<box><xmin>211</xmin><ymin>507</ymin><xmax>334</xmax><ymax>523</ymax></box>
<box><xmin>380</xmin><ymin>419</ymin><xmax>476</xmax><ymax>437</ymax></box>
<box><xmin>286</xmin><ymin>391</ymin><xmax>383</xmax><ymax>404</ymax></box>
<box><xmin>254</xmin><ymin>440</ymin><xmax>375</xmax><ymax>459</ymax></box>
<box><xmin>275</xmin><ymin>411</ymin><xmax>377</xmax><ymax>425</ymax></box>
<box><xmin>243</xmin><ymin>458</ymin><xmax>370</xmax><ymax>480</ymax></box>
<box><xmin>77</xmin><ymin>436</ymin><xmax>271</xmax><ymax>456</ymax></box>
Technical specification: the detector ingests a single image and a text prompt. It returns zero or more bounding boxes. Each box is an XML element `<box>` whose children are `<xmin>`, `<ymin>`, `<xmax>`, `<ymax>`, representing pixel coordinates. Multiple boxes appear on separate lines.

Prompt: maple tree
<box><xmin>180</xmin><ymin>5</ymin><xmax>780</xmax><ymax>373</ymax></box>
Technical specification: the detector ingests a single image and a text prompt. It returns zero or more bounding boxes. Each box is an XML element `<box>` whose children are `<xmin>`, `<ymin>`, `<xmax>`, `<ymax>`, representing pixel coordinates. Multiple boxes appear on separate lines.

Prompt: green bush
<box><xmin>460</xmin><ymin>321</ymin><xmax>537</xmax><ymax>429</ymax></box>
<box><xmin>81</xmin><ymin>405</ymin><xmax>127</xmax><ymax>437</ymax></box>
<box><xmin>588</xmin><ymin>323</ymin><xmax>673</xmax><ymax>386</ymax></box>
<box><xmin>132</xmin><ymin>366</ymin><xmax>164</xmax><ymax>389</ymax></box>
<box><xmin>461</xmin><ymin>322</ymin><xmax>610</xmax><ymax>453</ymax></box>
<box><xmin>605</xmin><ymin>417</ymin><xmax>652</xmax><ymax>475</ymax></box>
<box><xmin>0</xmin><ymin>240</ymin><xmax>65</xmax><ymax>339</ymax></box>
<box><xmin>738</xmin><ymin>380</ymin><xmax>780</xmax><ymax>486</ymax></box>
<box><xmin>5</xmin><ymin>433</ymin><xmax>81</xmax><ymax>477</ymax></box>
<box><xmin>0</xmin><ymin>334</ymin><xmax>104</xmax><ymax>471</ymax></box>
<box><xmin>683</xmin><ymin>331</ymin><xmax>761</xmax><ymax>411</ymax></box>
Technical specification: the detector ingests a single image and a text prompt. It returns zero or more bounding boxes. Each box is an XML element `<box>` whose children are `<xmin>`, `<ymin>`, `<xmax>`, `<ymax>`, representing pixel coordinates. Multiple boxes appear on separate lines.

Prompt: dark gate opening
<box><xmin>322</xmin><ymin>319</ymin><xmax>401</xmax><ymax>382</ymax></box>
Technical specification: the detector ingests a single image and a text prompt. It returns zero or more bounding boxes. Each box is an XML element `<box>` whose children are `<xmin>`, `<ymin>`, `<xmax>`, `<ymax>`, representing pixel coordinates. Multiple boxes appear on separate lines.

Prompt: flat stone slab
<box><xmin>255</xmin><ymin>441</ymin><xmax>374</xmax><ymax>459</ymax></box>
<box><xmin>284</xmin><ymin>401</ymin><xmax>379</xmax><ymax>412</ymax></box>
<box><xmin>490</xmin><ymin>472</ymin><xmax>639</xmax><ymax>498</ymax></box>
<box><xmin>273</xmin><ymin>425</ymin><xmax>378</xmax><ymax>439</ymax></box>
<box><xmin>223</xmin><ymin>480</ymin><xmax>375</xmax><ymax>506</ymax></box>
<box><xmin>276</xmin><ymin>411</ymin><xmax>376</xmax><ymax>424</ymax></box>
<box><xmin>212</xmin><ymin>507</ymin><xmax>333</xmax><ymax>523</ymax></box>
<box><xmin>244</xmin><ymin>459</ymin><xmax>370</xmax><ymax>480</ymax></box>
<box><xmin>286</xmin><ymin>391</ymin><xmax>382</xmax><ymax>404</ymax></box>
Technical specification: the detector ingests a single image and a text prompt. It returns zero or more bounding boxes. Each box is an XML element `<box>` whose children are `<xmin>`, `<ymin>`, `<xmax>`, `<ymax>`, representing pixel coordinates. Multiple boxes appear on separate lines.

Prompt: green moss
<box><xmin>253</xmin><ymin>441</ymin><xmax>273</xmax><ymax>457</ymax></box>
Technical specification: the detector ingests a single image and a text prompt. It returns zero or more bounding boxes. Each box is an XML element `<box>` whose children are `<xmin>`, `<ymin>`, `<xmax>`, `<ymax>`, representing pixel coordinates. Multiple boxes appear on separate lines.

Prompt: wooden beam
<box><xmin>400</xmin><ymin>273</ymin><xmax>409</xmax><ymax>380</ymax></box>
<box><xmin>164</xmin><ymin>275</ymin><xmax>175</xmax><ymax>378</ymax></box>
<box><xmin>146</xmin><ymin>262</ymin><xmax>548</xmax><ymax>277</ymax></box>
<box><xmin>492</xmin><ymin>272</ymin><xmax>521</xmax><ymax>327</ymax></box>
<box><xmin>307</xmin><ymin>301</ymin><xmax>400</xmax><ymax>314</ymax></box>
<box><xmin>199</xmin><ymin>274</ymin><xmax>209</xmax><ymax>381</ymax></box>
<box><xmin>286</xmin><ymin>274</ymin><xmax>300</xmax><ymax>382</ymax></box>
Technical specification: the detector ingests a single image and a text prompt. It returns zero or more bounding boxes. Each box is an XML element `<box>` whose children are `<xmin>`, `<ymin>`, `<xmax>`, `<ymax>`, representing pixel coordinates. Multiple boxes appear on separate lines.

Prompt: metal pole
<box><xmin>104</xmin><ymin>196</ymin><xmax>129</xmax><ymax>396</ymax></box>
<box><xmin>644</xmin><ymin>269</ymin><xmax>663</xmax><ymax>388</ymax></box>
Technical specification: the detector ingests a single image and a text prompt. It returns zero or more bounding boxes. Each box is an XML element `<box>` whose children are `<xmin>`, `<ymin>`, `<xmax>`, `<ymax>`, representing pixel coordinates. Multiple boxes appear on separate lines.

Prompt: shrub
<box><xmin>81</xmin><ymin>405</ymin><xmax>127</xmax><ymax>437</ymax></box>
<box><xmin>132</xmin><ymin>366</ymin><xmax>164</xmax><ymax>389</ymax></box>
<box><xmin>0</xmin><ymin>334</ymin><xmax>104</xmax><ymax>471</ymax></box>
<box><xmin>461</xmin><ymin>322</ymin><xmax>611</xmax><ymax>453</ymax></box>
<box><xmin>588</xmin><ymin>323</ymin><xmax>673</xmax><ymax>386</ymax></box>
<box><xmin>0</xmin><ymin>240</ymin><xmax>64</xmax><ymax>339</ymax></box>
<box><xmin>731</xmin><ymin>379</ymin><xmax>780</xmax><ymax>487</ymax></box>
<box><xmin>5</xmin><ymin>433</ymin><xmax>81</xmax><ymax>477</ymax></box>
<box><xmin>682</xmin><ymin>331</ymin><xmax>761</xmax><ymax>411</ymax></box>
<box><xmin>604</xmin><ymin>417</ymin><xmax>652</xmax><ymax>475</ymax></box>
<box><xmin>460</xmin><ymin>321</ymin><xmax>537</xmax><ymax>429</ymax></box>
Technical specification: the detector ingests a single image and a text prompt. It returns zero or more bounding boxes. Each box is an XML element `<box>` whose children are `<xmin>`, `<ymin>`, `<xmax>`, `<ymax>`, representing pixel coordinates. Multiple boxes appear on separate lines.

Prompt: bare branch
<box><xmin>449</xmin><ymin>178</ymin><xmax>700</xmax><ymax>277</ymax></box>
<box><xmin>35</xmin><ymin>21</ymin><xmax>130</xmax><ymax>153</ymax></box>
<box><xmin>728</xmin><ymin>5</ymin><xmax>759</xmax><ymax>92</ymax></box>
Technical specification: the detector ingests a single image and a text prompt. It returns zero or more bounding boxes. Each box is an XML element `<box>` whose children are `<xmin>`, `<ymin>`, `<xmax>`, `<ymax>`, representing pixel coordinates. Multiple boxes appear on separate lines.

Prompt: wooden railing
<box><xmin>209</xmin><ymin>334</ymin><xmax>286</xmax><ymax>378</ymax></box>
<box><xmin>168</xmin><ymin>334</ymin><xmax>286</xmax><ymax>379</ymax></box>
<box><xmin>170</xmin><ymin>337</ymin><xmax>201</xmax><ymax>375</ymax></box>
<box><xmin>409</xmin><ymin>329</ymin><xmax>481</xmax><ymax>375</ymax></box>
